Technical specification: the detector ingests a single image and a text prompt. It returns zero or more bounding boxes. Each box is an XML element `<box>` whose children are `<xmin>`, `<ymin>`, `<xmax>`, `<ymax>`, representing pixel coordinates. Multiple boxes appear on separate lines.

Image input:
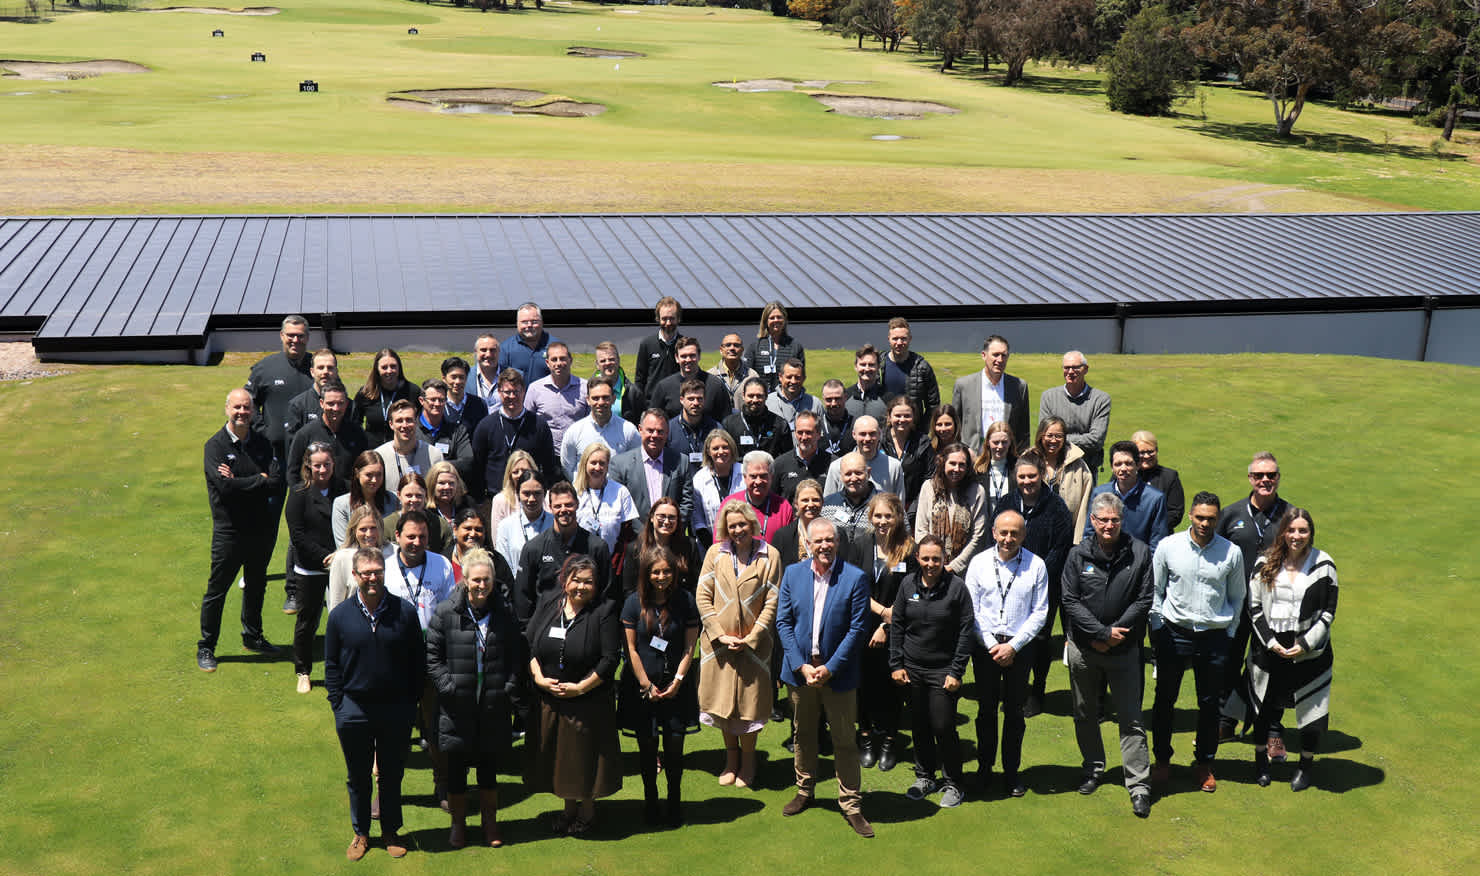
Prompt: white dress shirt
<box><xmin>963</xmin><ymin>547</ymin><xmax>1049</xmax><ymax>652</ymax></box>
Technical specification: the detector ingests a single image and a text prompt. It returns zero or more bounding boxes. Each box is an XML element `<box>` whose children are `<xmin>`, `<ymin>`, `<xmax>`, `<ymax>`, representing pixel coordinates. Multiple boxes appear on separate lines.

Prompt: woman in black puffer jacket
<box><xmin>426</xmin><ymin>548</ymin><xmax>523</xmax><ymax>849</ymax></box>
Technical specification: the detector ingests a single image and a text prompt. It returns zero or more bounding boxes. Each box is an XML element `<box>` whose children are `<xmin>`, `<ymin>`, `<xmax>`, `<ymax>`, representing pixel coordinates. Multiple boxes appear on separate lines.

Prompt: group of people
<box><xmin>198</xmin><ymin>301</ymin><xmax>1338</xmax><ymax>859</ymax></box>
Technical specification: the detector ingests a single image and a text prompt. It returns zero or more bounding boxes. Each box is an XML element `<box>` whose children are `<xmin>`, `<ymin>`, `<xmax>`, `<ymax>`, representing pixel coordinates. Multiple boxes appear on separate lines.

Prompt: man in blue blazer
<box><xmin>775</xmin><ymin>517</ymin><xmax>875</xmax><ymax>838</ymax></box>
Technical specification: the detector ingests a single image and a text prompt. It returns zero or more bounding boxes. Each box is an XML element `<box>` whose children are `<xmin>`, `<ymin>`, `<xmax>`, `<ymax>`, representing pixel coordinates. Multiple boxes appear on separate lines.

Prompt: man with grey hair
<box><xmin>1061</xmin><ymin>491</ymin><xmax>1155</xmax><ymax>817</ymax></box>
<box><xmin>776</xmin><ymin>515</ymin><xmax>875</xmax><ymax>838</ymax></box>
<box><xmin>497</xmin><ymin>302</ymin><xmax>560</xmax><ymax>383</ymax></box>
<box><xmin>823</xmin><ymin>416</ymin><xmax>903</xmax><ymax>497</ymax></box>
<box><xmin>1038</xmin><ymin>350</ymin><xmax>1111</xmax><ymax>477</ymax></box>
<box><xmin>723</xmin><ymin>450</ymin><xmax>795</xmax><ymax>543</ymax></box>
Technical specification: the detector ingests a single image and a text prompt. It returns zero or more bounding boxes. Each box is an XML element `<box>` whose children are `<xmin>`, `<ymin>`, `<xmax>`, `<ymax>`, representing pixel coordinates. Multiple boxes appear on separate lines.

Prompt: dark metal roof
<box><xmin>3</xmin><ymin>213</ymin><xmax>1478</xmax><ymax>353</ymax></box>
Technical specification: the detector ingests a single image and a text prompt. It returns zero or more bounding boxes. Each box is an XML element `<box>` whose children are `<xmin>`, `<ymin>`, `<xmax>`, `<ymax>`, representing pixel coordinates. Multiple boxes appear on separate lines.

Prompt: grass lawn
<box><xmin>0</xmin><ymin>0</ymin><xmax>1477</xmax><ymax>212</ymax></box>
<box><xmin>2</xmin><ymin>348</ymin><xmax>1477</xmax><ymax>875</ymax></box>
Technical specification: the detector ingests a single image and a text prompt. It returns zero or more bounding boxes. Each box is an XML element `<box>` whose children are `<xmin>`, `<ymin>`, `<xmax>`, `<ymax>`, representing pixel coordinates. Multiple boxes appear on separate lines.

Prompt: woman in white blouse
<box><xmin>1244</xmin><ymin>508</ymin><xmax>1337</xmax><ymax>792</ymax></box>
<box><xmin>690</xmin><ymin>429</ymin><xmax>745</xmax><ymax>546</ymax></box>
<box><xmin>572</xmin><ymin>442</ymin><xmax>638</xmax><ymax>554</ymax></box>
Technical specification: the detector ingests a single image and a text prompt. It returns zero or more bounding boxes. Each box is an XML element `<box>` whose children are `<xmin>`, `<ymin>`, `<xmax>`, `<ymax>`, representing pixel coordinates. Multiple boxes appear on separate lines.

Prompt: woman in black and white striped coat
<box><xmin>1246</xmin><ymin>508</ymin><xmax>1337</xmax><ymax>792</ymax></box>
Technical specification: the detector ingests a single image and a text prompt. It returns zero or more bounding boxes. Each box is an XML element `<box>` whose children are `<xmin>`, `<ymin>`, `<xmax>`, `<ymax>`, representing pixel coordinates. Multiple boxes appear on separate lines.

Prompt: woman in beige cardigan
<box><xmin>1035</xmin><ymin>416</ymin><xmax>1093</xmax><ymax>537</ymax></box>
<box><xmin>696</xmin><ymin>499</ymin><xmax>781</xmax><ymax>790</ymax></box>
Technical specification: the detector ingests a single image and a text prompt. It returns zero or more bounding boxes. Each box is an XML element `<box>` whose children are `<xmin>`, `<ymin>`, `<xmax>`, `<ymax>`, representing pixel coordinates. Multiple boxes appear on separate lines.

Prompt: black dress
<box><xmin>524</xmin><ymin>596</ymin><xmax>623</xmax><ymax>799</ymax></box>
<box><xmin>618</xmin><ymin>590</ymin><xmax>701</xmax><ymax>737</ymax></box>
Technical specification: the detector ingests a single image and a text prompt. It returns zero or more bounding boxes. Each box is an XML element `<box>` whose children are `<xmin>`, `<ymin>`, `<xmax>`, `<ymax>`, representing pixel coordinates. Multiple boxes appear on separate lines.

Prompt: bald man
<box><xmin>198</xmin><ymin>389</ymin><xmax>283</xmax><ymax>672</ymax></box>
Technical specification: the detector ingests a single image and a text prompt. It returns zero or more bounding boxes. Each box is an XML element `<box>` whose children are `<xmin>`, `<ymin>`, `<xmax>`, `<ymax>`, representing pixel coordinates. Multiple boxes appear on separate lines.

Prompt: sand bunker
<box><xmin>567</xmin><ymin>46</ymin><xmax>645</xmax><ymax>59</ymax></box>
<box><xmin>142</xmin><ymin>6</ymin><xmax>281</xmax><ymax>13</ymax></box>
<box><xmin>389</xmin><ymin>88</ymin><xmax>605</xmax><ymax>118</ymax></box>
<box><xmin>714</xmin><ymin>78</ymin><xmax>866</xmax><ymax>93</ymax></box>
<box><xmin>0</xmin><ymin>60</ymin><xmax>150</xmax><ymax>81</ymax></box>
<box><xmin>808</xmin><ymin>93</ymin><xmax>957</xmax><ymax>120</ymax></box>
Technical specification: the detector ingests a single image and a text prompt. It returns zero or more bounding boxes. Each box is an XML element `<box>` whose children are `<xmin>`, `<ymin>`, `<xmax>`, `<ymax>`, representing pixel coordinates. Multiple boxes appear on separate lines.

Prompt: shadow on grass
<box><xmin>897</xmin><ymin>54</ymin><xmax>1102</xmax><ymax>97</ymax></box>
<box><xmin>1179</xmin><ymin>120</ymin><xmax>1466</xmax><ymax>160</ymax></box>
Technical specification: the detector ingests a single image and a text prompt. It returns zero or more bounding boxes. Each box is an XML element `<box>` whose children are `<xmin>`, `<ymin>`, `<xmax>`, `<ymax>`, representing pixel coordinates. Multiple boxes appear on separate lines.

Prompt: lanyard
<box><xmin>993</xmin><ymin>553</ymin><xmax>1022</xmax><ymax>626</ymax></box>
<box><xmin>557</xmin><ymin>600</ymin><xmax>578</xmax><ymax>671</ymax></box>
<box><xmin>379</xmin><ymin>390</ymin><xmax>395</xmax><ymax>426</ymax></box>
<box><xmin>398</xmin><ymin>554</ymin><xmax>426</xmax><ymax>612</ymax></box>
<box><xmin>500</xmin><ymin>413</ymin><xmax>523</xmax><ymax>451</ymax></box>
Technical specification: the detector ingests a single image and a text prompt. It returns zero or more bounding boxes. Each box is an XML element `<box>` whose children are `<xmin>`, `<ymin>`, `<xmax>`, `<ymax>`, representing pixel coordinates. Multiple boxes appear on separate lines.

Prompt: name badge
<box><xmin>649</xmin><ymin>635</ymin><xmax>669</xmax><ymax>653</ymax></box>
<box><xmin>435</xmin><ymin>442</ymin><xmax>450</xmax><ymax>454</ymax></box>
<box><xmin>762</xmin><ymin>365</ymin><xmax>776</xmax><ymax>375</ymax></box>
<box><xmin>548</xmin><ymin>625</ymin><xmax>567</xmax><ymax>640</ymax></box>
<box><xmin>893</xmin><ymin>562</ymin><xmax>907</xmax><ymax>573</ymax></box>
<box><xmin>740</xmin><ymin>435</ymin><xmax>755</xmax><ymax>446</ymax></box>
<box><xmin>689</xmin><ymin>452</ymin><xmax>703</xmax><ymax>464</ymax></box>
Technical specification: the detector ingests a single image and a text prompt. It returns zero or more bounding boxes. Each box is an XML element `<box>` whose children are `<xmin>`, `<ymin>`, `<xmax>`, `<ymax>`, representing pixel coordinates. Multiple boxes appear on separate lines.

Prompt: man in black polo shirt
<box><xmin>774</xmin><ymin>410</ymin><xmax>832</xmax><ymax>502</ymax></box>
<box><xmin>285</xmin><ymin>348</ymin><xmax>353</xmax><ymax>444</ymax></box>
<box><xmin>648</xmin><ymin>336</ymin><xmax>731</xmax><ymax>424</ymax></box>
<box><xmin>512</xmin><ymin>483</ymin><xmax>615</xmax><ymax>628</ymax></box>
<box><xmin>198</xmin><ymin>389</ymin><xmax>283</xmax><ymax>672</ymax></box>
<box><xmin>324</xmin><ymin>547</ymin><xmax>425</xmax><ymax>861</ymax></box>
<box><xmin>1217</xmin><ymin>451</ymin><xmax>1295</xmax><ymax>755</ymax></box>
<box><xmin>723</xmin><ymin>377</ymin><xmax>791</xmax><ymax>458</ymax></box>
<box><xmin>286</xmin><ymin>381</ymin><xmax>367</xmax><ymax>490</ymax></box>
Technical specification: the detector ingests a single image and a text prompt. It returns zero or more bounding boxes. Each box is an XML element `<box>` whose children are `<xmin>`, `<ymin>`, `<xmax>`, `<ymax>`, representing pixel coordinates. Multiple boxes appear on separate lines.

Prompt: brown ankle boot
<box><xmin>447</xmin><ymin>793</ymin><xmax>467</xmax><ymax>848</ymax></box>
<box><xmin>479</xmin><ymin>789</ymin><xmax>503</xmax><ymax>847</ymax></box>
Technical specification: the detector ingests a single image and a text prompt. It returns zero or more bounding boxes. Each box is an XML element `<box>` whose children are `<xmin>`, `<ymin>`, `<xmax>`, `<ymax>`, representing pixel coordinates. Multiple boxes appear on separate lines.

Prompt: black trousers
<box><xmin>907</xmin><ymin>667</ymin><xmax>964</xmax><ymax>787</ymax></box>
<box><xmin>335</xmin><ymin>698</ymin><xmax>415</xmax><ymax>837</ymax></box>
<box><xmin>291</xmin><ymin>573</ymin><xmax>327</xmax><ymax>675</ymax></box>
<box><xmin>972</xmin><ymin>640</ymin><xmax>1035</xmax><ymax>778</ymax></box>
<box><xmin>199</xmin><ymin>525</ymin><xmax>272</xmax><ymax>651</ymax></box>
<box><xmin>637</xmin><ymin>733</ymin><xmax>685</xmax><ymax>802</ymax></box>
<box><xmin>858</xmin><ymin>646</ymin><xmax>901</xmax><ymax>738</ymax></box>
<box><xmin>1151</xmin><ymin>624</ymin><xmax>1229</xmax><ymax>764</ymax></box>
<box><xmin>445</xmin><ymin>752</ymin><xmax>499</xmax><ymax>795</ymax></box>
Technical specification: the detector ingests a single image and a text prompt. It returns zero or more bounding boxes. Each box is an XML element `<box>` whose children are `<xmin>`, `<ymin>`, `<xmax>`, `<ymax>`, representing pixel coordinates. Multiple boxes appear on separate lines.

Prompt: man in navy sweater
<box><xmin>324</xmin><ymin>547</ymin><xmax>426</xmax><ymax>861</ymax></box>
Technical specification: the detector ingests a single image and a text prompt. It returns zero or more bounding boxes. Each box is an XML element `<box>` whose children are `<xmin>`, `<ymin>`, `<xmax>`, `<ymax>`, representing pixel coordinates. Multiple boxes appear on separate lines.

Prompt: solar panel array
<box><xmin>2</xmin><ymin>213</ymin><xmax>1476</xmax><ymax>352</ymax></box>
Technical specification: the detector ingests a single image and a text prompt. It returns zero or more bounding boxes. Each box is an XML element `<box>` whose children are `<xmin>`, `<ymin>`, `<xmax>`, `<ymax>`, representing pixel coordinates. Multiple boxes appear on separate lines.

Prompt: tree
<box><xmin>1368</xmin><ymin>0</ymin><xmax>1480</xmax><ymax>139</ymax></box>
<box><xmin>974</xmin><ymin>0</ymin><xmax>1095</xmax><ymax>85</ymax></box>
<box><xmin>790</xmin><ymin>0</ymin><xmax>844</xmax><ymax>22</ymax></box>
<box><xmin>906</xmin><ymin>0</ymin><xmax>976</xmax><ymax>69</ymax></box>
<box><xmin>1184</xmin><ymin>0</ymin><xmax>1373</xmax><ymax>136</ymax></box>
<box><xmin>839</xmin><ymin>0</ymin><xmax>907</xmax><ymax>49</ymax></box>
<box><xmin>1104</xmin><ymin>3</ymin><xmax>1195</xmax><ymax>113</ymax></box>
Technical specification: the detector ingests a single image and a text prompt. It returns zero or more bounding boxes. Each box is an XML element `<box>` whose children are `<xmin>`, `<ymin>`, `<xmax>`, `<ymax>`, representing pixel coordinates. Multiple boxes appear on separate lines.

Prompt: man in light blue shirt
<box><xmin>1148</xmin><ymin>491</ymin><xmax>1245</xmax><ymax>794</ymax></box>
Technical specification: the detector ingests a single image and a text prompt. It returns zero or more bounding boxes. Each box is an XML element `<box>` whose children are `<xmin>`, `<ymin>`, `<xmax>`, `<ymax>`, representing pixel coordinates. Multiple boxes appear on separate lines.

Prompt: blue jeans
<box><xmin>1150</xmin><ymin>624</ymin><xmax>1229</xmax><ymax>764</ymax></box>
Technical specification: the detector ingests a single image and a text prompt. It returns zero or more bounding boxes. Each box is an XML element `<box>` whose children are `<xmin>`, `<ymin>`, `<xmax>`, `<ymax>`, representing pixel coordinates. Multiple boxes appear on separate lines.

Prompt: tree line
<box><xmin>785</xmin><ymin>0</ymin><xmax>1480</xmax><ymax>138</ymax></box>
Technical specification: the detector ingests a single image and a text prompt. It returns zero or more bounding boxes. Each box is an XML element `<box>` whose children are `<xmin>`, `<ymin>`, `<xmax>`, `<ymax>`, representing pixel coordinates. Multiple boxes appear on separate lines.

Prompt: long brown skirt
<box><xmin>525</xmin><ymin>695</ymin><xmax>623</xmax><ymax>801</ymax></box>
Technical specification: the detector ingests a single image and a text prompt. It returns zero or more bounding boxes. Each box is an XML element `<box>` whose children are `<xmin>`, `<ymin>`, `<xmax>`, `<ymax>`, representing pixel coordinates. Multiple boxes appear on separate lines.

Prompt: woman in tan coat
<box><xmin>1036</xmin><ymin>416</ymin><xmax>1093</xmax><ymax>537</ymax></box>
<box><xmin>696</xmin><ymin>499</ymin><xmax>781</xmax><ymax>790</ymax></box>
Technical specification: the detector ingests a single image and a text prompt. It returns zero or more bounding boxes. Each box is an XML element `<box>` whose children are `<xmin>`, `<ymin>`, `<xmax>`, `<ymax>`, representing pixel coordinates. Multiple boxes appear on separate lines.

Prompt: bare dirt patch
<box><xmin>141</xmin><ymin>6</ymin><xmax>281</xmax><ymax>13</ymax></box>
<box><xmin>714</xmin><ymin>78</ymin><xmax>866</xmax><ymax>93</ymax></box>
<box><xmin>808</xmin><ymin>93</ymin><xmax>957</xmax><ymax>120</ymax></box>
<box><xmin>0</xmin><ymin>60</ymin><xmax>150</xmax><ymax>81</ymax></box>
<box><xmin>389</xmin><ymin>87</ymin><xmax>605</xmax><ymax>117</ymax></box>
<box><xmin>567</xmin><ymin>46</ymin><xmax>644</xmax><ymax>59</ymax></box>
<box><xmin>0</xmin><ymin>342</ymin><xmax>69</xmax><ymax>381</ymax></box>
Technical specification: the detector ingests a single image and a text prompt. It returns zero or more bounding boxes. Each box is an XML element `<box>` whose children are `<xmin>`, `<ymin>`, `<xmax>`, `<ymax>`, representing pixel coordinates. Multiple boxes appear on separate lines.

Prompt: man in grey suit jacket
<box><xmin>610</xmin><ymin>408</ymin><xmax>694</xmax><ymax>531</ymax></box>
<box><xmin>952</xmin><ymin>335</ymin><xmax>1030</xmax><ymax>453</ymax></box>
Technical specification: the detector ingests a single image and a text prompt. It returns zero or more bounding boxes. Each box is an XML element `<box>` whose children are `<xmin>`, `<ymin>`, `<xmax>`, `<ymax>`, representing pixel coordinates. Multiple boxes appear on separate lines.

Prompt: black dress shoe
<box><xmin>1022</xmin><ymin>694</ymin><xmax>1044</xmax><ymax>718</ymax></box>
<box><xmin>1131</xmin><ymin>793</ymin><xmax>1152</xmax><ymax>818</ymax></box>
<box><xmin>196</xmin><ymin>647</ymin><xmax>218</xmax><ymax>672</ymax></box>
<box><xmin>877</xmin><ymin>739</ymin><xmax>898</xmax><ymax>772</ymax></box>
<box><xmin>1006</xmin><ymin>775</ymin><xmax>1027</xmax><ymax>798</ymax></box>
<box><xmin>241</xmin><ymin>636</ymin><xmax>280</xmax><ymax>655</ymax></box>
<box><xmin>859</xmin><ymin>736</ymin><xmax>877</xmax><ymax>769</ymax></box>
<box><xmin>1290</xmin><ymin>762</ymin><xmax>1314</xmax><ymax>792</ymax></box>
<box><xmin>1077</xmin><ymin>772</ymin><xmax>1101</xmax><ymax>795</ymax></box>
